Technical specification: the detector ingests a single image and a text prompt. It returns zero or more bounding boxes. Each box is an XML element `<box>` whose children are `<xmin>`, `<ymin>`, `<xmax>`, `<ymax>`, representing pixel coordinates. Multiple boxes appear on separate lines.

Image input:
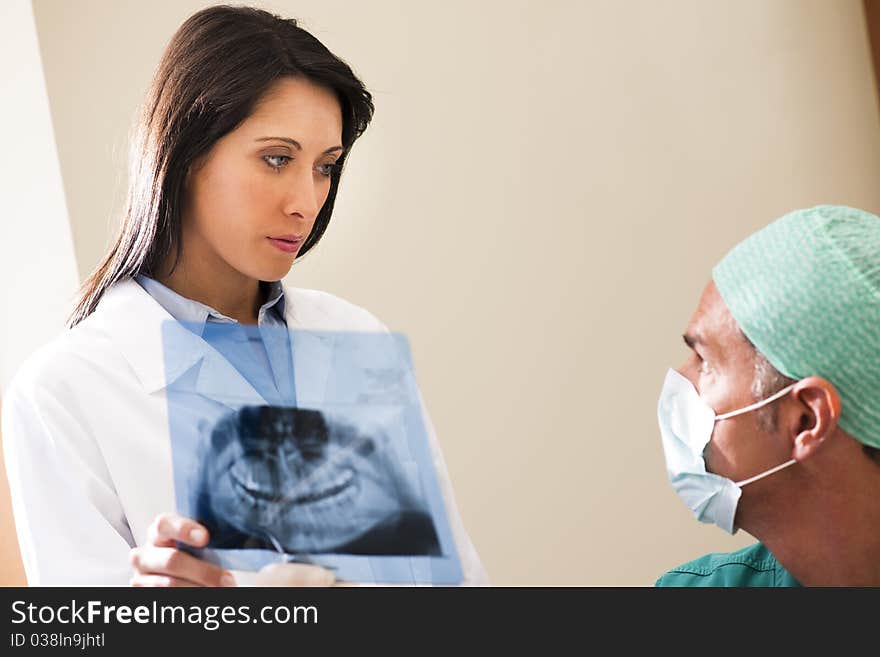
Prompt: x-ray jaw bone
<box><xmin>195</xmin><ymin>405</ymin><xmax>439</xmax><ymax>555</ymax></box>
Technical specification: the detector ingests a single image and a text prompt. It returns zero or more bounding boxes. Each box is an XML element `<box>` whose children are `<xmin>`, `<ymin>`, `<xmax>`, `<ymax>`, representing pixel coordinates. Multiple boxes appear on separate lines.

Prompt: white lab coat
<box><xmin>1</xmin><ymin>277</ymin><xmax>487</xmax><ymax>586</ymax></box>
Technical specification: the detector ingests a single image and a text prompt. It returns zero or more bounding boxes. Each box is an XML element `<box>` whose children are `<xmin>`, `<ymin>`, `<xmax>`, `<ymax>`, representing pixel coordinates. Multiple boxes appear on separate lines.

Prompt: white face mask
<box><xmin>657</xmin><ymin>369</ymin><xmax>797</xmax><ymax>534</ymax></box>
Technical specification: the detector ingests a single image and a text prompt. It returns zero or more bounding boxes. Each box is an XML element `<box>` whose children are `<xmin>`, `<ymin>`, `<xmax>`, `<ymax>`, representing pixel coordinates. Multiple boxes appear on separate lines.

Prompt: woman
<box><xmin>1</xmin><ymin>5</ymin><xmax>486</xmax><ymax>587</ymax></box>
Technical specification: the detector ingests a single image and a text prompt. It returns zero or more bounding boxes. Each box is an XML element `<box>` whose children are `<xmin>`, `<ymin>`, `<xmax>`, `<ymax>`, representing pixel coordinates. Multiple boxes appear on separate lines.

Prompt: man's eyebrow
<box><xmin>255</xmin><ymin>136</ymin><xmax>344</xmax><ymax>155</ymax></box>
<box><xmin>682</xmin><ymin>332</ymin><xmax>703</xmax><ymax>350</ymax></box>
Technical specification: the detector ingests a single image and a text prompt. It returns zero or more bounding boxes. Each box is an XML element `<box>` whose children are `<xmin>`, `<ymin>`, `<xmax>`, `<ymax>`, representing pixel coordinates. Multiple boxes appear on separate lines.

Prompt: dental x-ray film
<box><xmin>161</xmin><ymin>321</ymin><xmax>463</xmax><ymax>584</ymax></box>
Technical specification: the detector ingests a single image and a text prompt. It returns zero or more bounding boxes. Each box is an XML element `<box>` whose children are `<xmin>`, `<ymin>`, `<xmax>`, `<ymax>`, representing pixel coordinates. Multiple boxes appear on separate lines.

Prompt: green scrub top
<box><xmin>655</xmin><ymin>542</ymin><xmax>801</xmax><ymax>587</ymax></box>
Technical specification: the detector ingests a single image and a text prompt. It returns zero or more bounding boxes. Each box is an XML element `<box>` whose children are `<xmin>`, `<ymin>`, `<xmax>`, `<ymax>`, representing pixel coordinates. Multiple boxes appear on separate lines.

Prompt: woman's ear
<box><xmin>184</xmin><ymin>154</ymin><xmax>206</xmax><ymax>190</ymax></box>
<box><xmin>790</xmin><ymin>376</ymin><xmax>841</xmax><ymax>461</ymax></box>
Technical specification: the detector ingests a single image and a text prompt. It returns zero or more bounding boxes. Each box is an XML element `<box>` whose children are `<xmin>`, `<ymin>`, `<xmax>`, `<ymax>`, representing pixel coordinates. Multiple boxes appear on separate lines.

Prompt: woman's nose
<box><xmin>282</xmin><ymin>167</ymin><xmax>321</xmax><ymax>220</ymax></box>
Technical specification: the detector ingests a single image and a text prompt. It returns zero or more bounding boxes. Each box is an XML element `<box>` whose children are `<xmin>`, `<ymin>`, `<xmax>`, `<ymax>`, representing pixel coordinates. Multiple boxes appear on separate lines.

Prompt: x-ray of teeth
<box><xmin>196</xmin><ymin>404</ymin><xmax>441</xmax><ymax>556</ymax></box>
<box><xmin>162</xmin><ymin>321</ymin><xmax>464</xmax><ymax>584</ymax></box>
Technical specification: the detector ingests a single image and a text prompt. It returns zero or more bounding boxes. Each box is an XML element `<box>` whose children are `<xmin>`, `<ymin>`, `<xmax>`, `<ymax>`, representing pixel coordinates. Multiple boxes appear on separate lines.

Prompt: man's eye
<box><xmin>263</xmin><ymin>155</ymin><xmax>291</xmax><ymax>171</ymax></box>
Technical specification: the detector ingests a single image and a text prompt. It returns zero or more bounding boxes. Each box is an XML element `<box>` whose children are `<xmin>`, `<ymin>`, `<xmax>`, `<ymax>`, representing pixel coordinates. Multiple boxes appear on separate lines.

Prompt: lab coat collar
<box><xmin>134</xmin><ymin>274</ymin><xmax>286</xmax><ymax>335</ymax></box>
<box><xmin>93</xmin><ymin>277</ymin><xmax>332</xmax><ymax>406</ymax></box>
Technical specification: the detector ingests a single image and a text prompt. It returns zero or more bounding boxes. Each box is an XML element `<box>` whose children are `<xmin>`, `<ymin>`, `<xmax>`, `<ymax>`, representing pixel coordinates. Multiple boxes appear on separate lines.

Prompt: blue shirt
<box><xmin>135</xmin><ymin>275</ymin><xmax>296</xmax><ymax>406</ymax></box>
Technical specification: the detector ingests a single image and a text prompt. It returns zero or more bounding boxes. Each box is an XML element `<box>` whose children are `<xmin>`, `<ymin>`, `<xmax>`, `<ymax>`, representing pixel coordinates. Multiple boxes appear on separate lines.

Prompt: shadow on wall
<box><xmin>0</xmin><ymin>403</ymin><xmax>27</xmax><ymax>585</ymax></box>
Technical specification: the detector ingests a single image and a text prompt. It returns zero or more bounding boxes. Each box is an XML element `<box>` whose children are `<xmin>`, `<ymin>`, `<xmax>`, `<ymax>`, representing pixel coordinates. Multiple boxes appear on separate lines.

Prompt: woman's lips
<box><xmin>267</xmin><ymin>237</ymin><xmax>302</xmax><ymax>253</ymax></box>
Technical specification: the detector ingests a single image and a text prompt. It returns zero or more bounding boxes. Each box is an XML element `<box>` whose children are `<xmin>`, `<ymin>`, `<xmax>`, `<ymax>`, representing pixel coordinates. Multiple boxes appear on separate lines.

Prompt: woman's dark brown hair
<box><xmin>67</xmin><ymin>4</ymin><xmax>374</xmax><ymax>327</ymax></box>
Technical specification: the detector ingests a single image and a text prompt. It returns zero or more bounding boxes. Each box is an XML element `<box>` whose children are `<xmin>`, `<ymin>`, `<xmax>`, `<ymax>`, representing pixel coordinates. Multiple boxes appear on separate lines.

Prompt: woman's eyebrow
<box><xmin>255</xmin><ymin>136</ymin><xmax>344</xmax><ymax>154</ymax></box>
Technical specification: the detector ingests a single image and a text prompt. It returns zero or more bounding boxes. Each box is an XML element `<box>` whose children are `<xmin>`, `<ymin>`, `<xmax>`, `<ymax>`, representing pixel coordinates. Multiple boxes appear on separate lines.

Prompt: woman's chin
<box><xmin>252</xmin><ymin>263</ymin><xmax>294</xmax><ymax>282</ymax></box>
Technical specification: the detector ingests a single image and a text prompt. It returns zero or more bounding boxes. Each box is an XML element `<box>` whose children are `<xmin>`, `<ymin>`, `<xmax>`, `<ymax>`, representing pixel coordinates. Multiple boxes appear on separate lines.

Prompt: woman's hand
<box><xmin>253</xmin><ymin>562</ymin><xmax>337</xmax><ymax>586</ymax></box>
<box><xmin>129</xmin><ymin>512</ymin><xmax>235</xmax><ymax>587</ymax></box>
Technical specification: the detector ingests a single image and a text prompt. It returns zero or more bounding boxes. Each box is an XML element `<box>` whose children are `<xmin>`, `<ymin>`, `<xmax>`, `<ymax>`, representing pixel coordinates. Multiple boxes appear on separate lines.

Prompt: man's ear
<box><xmin>790</xmin><ymin>376</ymin><xmax>841</xmax><ymax>461</ymax></box>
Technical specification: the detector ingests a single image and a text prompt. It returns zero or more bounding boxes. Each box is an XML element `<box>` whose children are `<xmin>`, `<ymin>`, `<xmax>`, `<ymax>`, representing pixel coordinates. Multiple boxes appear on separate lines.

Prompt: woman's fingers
<box><xmin>254</xmin><ymin>562</ymin><xmax>336</xmax><ymax>587</ymax></box>
<box><xmin>129</xmin><ymin>545</ymin><xmax>235</xmax><ymax>587</ymax></box>
<box><xmin>129</xmin><ymin>573</ymin><xmax>200</xmax><ymax>587</ymax></box>
<box><xmin>131</xmin><ymin>512</ymin><xmax>234</xmax><ymax>588</ymax></box>
<box><xmin>146</xmin><ymin>512</ymin><xmax>210</xmax><ymax>548</ymax></box>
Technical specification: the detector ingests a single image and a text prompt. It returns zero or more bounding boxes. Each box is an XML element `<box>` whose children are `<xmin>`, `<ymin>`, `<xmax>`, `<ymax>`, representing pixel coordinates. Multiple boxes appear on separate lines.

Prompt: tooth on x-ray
<box><xmin>164</xmin><ymin>323</ymin><xmax>463</xmax><ymax>583</ymax></box>
<box><xmin>195</xmin><ymin>404</ymin><xmax>441</xmax><ymax>557</ymax></box>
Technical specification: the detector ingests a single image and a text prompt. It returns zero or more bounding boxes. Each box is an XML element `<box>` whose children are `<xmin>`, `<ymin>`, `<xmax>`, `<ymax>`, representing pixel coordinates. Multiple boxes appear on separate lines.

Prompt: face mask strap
<box><xmin>734</xmin><ymin>458</ymin><xmax>797</xmax><ymax>487</ymax></box>
<box><xmin>715</xmin><ymin>383</ymin><xmax>797</xmax><ymax>421</ymax></box>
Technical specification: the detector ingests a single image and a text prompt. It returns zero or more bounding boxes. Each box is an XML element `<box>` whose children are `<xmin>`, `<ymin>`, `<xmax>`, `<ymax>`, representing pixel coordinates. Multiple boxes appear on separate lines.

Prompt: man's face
<box><xmin>678</xmin><ymin>281</ymin><xmax>793</xmax><ymax>489</ymax></box>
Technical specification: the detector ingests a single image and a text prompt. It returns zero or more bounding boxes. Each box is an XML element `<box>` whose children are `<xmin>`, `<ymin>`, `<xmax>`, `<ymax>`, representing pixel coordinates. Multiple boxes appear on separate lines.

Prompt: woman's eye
<box><xmin>317</xmin><ymin>162</ymin><xmax>339</xmax><ymax>178</ymax></box>
<box><xmin>263</xmin><ymin>154</ymin><xmax>290</xmax><ymax>171</ymax></box>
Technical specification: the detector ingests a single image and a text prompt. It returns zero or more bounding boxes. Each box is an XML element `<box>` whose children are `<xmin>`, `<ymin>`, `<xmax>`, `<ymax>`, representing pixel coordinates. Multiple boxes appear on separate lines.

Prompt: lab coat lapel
<box><xmin>96</xmin><ymin>278</ymin><xmax>199</xmax><ymax>393</ymax></box>
<box><xmin>289</xmin><ymin>328</ymin><xmax>333</xmax><ymax>406</ymax></box>
<box><xmin>281</xmin><ymin>284</ymin><xmax>334</xmax><ymax>407</ymax></box>
<box><xmin>192</xmin><ymin>347</ymin><xmax>266</xmax><ymax>408</ymax></box>
<box><xmin>95</xmin><ymin>278</ymin><xmax>266</xmax><ymax>406</ymax></box>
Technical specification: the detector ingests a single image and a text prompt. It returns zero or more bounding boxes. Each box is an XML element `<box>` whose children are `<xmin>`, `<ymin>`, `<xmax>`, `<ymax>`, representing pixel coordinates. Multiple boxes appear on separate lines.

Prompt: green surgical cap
<box><xmin>713</xmin><ymin>205</ymin><xmax>880</xmax><ymax>449</ymax></box>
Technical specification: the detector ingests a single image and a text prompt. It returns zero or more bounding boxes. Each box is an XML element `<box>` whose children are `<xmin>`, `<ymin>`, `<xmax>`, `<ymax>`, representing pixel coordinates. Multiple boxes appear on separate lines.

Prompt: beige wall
<box><xmin>26</xmin><ymin>0</ymin><xmax>880</xmax><ymax>585</ymax></box>
<box><xmin>0</xmin><ymin>0</ymin><xmax>79</xmax><ymax>391</ymax></box>
<box><xmin>0</xmin><ymin>0</ymin><xmax>78</xmax><ymax>586</ymax></box>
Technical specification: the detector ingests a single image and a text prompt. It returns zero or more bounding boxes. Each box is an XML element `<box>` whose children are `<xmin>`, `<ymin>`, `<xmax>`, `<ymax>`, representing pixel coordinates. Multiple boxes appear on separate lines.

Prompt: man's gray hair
<box><xmin>744</xmin><ymin>332</ymin><xmax>880</xmax><ymax>462</ymax></box>
<box><xmin>751</xmin><ymin>348</ymin><xmax>795</xmax><ymax>432</ymax></box>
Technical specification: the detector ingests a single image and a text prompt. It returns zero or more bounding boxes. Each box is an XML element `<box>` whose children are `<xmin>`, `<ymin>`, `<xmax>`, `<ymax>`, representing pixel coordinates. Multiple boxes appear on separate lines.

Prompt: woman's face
<box><xmin>181</xmin><ymin>76</ymin><xmax>344</xmax><ymax>282</ymax></box>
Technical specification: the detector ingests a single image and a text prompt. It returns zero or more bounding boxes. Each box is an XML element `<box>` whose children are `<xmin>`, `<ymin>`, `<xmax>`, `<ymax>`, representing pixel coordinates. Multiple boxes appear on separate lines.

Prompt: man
<box><xmin>655</xmin><ymin>205</ymin><xmax>880</xmax><ymax>586</ymax></box>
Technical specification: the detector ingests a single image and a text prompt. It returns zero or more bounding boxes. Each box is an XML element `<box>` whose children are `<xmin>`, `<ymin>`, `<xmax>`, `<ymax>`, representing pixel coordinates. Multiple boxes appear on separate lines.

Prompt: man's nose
<box><xmin>676</xmin><ymin>362</ymin><xmax>700</xmax><ymax>392</ymax></box>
